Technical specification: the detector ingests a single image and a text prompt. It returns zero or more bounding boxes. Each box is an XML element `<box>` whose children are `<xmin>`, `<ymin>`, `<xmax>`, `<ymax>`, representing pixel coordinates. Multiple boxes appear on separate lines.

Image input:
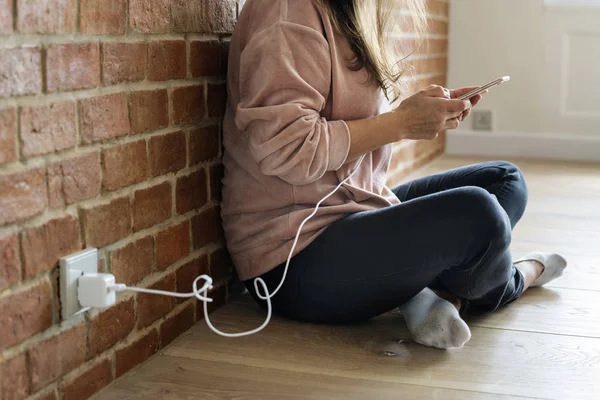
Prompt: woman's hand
<box><xmin>449</xmin><ymin>86</ymin><xmax>488</xmax><ymax>121</ymax></box>
<box><xmin>393</xmin><ymin>86</ymin><xmax>472</xmax><ymax>141</ymax></box>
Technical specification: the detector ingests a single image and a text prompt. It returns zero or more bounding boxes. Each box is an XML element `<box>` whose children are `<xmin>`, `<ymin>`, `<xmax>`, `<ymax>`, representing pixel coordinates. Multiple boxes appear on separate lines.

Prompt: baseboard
<box><xmin>446</xmin><ymin>130</ymin><xmax>600</xmax><ymax>162</ymax></box>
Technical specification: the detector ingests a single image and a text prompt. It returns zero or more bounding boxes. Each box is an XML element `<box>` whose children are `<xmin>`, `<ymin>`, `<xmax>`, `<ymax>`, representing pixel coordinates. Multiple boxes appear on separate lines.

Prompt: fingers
<box><xmin>444</xmin><ymin>118</ymin><xmax>460</xmax><ymax>130</ymax></box>
<box><xmin>460</xmin><ymin>108</ymin><xmax>471</xmax><ymax>121</ymax></box>
<box><xmin>445</xmin><ymin>99</ymin><xmax>471</xmax><ymax>114</ymax></box>
<box><xmin>422</xmin><ymin>85</ymin><xmax>448</xmax><ymax>98</ymax></box>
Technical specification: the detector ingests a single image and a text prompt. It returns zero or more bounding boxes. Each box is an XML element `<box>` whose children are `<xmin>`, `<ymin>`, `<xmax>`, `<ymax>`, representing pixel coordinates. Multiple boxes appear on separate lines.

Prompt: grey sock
<box><xmin>398</xmin><ymin>288</ymin><xmax>471</xmax><ymax>349</ymax></box>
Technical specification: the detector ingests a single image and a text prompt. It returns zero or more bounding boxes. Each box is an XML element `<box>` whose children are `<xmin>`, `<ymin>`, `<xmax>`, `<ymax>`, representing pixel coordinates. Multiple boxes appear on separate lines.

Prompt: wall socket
<box><xmin>60</xmin><ymin>248</ymin><xmax>98</xmax><ymax>320</ymax></box>
<box><xmin>472</xmin><ymin>110</ymin><xmax>493</xmax><ymax>131</ymax></box>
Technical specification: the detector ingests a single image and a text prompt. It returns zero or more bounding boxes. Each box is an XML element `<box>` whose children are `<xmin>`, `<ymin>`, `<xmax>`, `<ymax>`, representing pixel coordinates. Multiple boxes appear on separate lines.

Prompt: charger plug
<box><xmin>78</xmin><ymin>273</ymin><xmax>117</xmax><ymax>308</ymax></box>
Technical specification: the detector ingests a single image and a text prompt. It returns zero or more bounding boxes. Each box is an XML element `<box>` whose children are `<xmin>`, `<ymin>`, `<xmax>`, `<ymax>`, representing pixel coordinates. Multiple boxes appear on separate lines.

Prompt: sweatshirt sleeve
<box><xmin>234</xmin><ymin>21</ymin><xmax>351</xmax><ymax>186</ymax></box>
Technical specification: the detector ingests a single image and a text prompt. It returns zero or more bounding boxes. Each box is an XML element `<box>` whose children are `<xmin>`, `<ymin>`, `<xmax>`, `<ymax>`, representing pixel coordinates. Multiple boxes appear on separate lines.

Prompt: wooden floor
<box><xmin>94</xmin><ymin>156</ymin><xmax>600</xmax><ymax>400</ymax></box>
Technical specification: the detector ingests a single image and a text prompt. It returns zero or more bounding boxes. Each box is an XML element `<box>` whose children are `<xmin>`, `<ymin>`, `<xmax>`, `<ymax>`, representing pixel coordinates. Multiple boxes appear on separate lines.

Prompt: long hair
<box><xmin>320</xmin><ymin>0</ymin><xmax>427</xmax><ymax>102</ymax></box>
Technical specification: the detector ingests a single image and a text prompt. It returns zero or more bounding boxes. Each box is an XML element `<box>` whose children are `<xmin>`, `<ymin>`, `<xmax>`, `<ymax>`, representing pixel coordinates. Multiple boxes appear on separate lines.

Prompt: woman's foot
<box><xmin>515</xmin><ymin>252</ymin><xmax>567</xmax><ymax>290</ymax></box>
<box><xmin>397</xmin><ymin>288</ymin><xmax>471</xmax><ymax>350</ymax></box>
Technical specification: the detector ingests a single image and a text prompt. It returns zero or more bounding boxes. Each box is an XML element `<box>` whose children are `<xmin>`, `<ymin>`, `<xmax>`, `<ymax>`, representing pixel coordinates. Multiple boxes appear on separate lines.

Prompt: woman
<box><xmin>220</xmin><ymin>0</ymin><xmax>567</xmax><ymax>349</ymax></box>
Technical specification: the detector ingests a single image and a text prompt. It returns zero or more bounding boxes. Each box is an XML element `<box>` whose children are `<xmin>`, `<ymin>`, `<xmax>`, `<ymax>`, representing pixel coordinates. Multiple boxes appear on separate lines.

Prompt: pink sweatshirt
<box><xmin>221</xmin><ymin>0</ymin><xmax>401</xmax><ymax>281</ymax></box>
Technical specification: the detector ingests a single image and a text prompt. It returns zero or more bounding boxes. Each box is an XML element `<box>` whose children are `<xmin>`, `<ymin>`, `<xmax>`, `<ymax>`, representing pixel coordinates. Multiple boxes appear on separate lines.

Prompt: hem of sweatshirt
<box><xmin>328</xmin><ymin>120</ymin><xmax>351</xmax><ymax>171</ymax></box>
<box><xmin>232</xmin><ymin>227</ymin><xmax>326</xmax><ymax>281</ymax></box>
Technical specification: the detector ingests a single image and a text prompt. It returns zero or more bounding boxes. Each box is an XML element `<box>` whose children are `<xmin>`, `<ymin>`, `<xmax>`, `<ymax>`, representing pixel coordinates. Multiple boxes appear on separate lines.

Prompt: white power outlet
<box><xmin>472</xmin><ymin>110</ymin><xmax>493</xmax><ymax>131</ymax></box>
<box><xmin>59</xmin><ymin>248</ymin><xmax>98</xmax><ymax>320</ymax></box>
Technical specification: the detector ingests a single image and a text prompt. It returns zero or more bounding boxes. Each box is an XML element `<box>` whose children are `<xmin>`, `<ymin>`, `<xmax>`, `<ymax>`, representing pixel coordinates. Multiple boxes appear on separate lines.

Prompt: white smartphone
<box><xmin>458</xmin><ymin>76</ymin><xmax>510</xmax><ymax>100</ymax></box>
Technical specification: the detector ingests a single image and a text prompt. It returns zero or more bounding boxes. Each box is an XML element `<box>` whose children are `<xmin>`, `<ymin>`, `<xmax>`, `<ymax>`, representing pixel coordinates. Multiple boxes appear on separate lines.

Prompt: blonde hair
<box><xmin>320</xmin><ymin>0</ymin><xmax>427</xmax><ymax>102</ymax></box>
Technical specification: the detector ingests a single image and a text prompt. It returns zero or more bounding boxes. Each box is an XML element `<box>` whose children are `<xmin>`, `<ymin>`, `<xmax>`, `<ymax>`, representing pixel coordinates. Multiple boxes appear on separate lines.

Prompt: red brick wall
<box><xmin>387</xmin><ymin>0</ymin><xmax>450</xmax><ymax>185</ymax></box>
<box><xmin>0</xmin><ymin>1</ymin><xmax>238</xmax><ymax>399</ymax></box>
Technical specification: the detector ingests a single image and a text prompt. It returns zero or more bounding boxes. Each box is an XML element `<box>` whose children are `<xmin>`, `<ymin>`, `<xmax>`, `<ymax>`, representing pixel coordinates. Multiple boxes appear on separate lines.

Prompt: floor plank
<box><xmin>93</xmin><ymin>355</ymin><xmax>525</xmax><ymax>400</ymax></box>
<box><xmin>467</xmin><ymin>286</ymin><xmax>600</xmax><ymax>338</ymax></box>
<box><xmin>511</xmin><ymin>226</ymin><xmax>600</xmax><ymax>258</ymax></box>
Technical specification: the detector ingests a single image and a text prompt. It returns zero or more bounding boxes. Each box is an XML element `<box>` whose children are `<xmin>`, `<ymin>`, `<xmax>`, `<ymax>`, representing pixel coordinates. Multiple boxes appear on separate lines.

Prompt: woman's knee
<box><xmin>497</xmin><ymin>161</ymin><xmax>528</xmax><ymax>204</ymax></box>
<box><xmin>449</xmin><ymin>187</ymin><xmax>511</xmax><ymax>249</ymax></box>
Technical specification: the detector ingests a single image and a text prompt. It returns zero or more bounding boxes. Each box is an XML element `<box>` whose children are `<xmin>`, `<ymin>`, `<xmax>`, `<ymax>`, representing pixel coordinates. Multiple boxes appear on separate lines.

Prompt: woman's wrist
<box><xmin>379</xmin><ymin>109</ymin><xmax>407</xmax><ymax>142</ymax></box>
<box><xmin>345</xmin><ymin>111</ymin><xmax>405</xmax><ymax>161</ymax></box>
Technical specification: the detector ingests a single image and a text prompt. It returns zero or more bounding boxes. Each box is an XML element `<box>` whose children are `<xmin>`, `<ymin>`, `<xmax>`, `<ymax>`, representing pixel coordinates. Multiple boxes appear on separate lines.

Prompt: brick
<box><xmin>137</xmin><ymin>274</ymin><xmax>176</xmax><ymax>329</ymax></box>
<box><xmin>413</xmin><ymin>57</ymin><xmax>447</xmax><ymax>75</ymax></box>
<box><xmin>395</xmin><ymin>37</ymin><xmax>416</xmax><ymax>54</ymax></box>
<box><xmin>171</xmin><ymin>85</ymin><xmax>205</xmax><ymax>124</ymax></box>
<box><xmin>0</xmin><ymin>353</ymin><xmax>28</xmax><ymax>400</ymax></box>
<box><xmin>133</xmin><ymin>182</ymin><xmax>172</xmax><ymax>232</ymax></box>
<box><xmin>110</xmin><ymin>236</ymin><xmax>153</xmax><ymax>285</ymax></box>
<box><xmin>129</xmin><ymin>0</ymin><xmax>169</xmax><ymax>33</ymax></box>
<box><xmin>88</xmin><ymin>298</ymin><xmax>135</xmax><ymax>358</ymax></box>
<box><xmin>149</xmin><ymin>131</ymin><xmax>186</xmax><ymax>176</ymax></box>
<box><xmin>130</xmin><ymin>89</ymin><xmax>169</xmax><ymax>134</ymax></box>
<box><xmin>207</xmin><ymin>83</ymin><xmax>227</xmax><ymax>117</ymax></box>
<box><xmin>50</xmin><ymin>266</ymin><xmax>61</xmax><ymax>319</ymax></box>
<box><xmin>102</xmin><ymin>42</ymin><xmax>147</xmax><ymax>85</ymax></box>
<box><xmin>414</xmin><ymin>74</ymin><xmax>446</xmax><ymax>92</ymax></box>
<box><xmin>20</xmin><ymin>101</ymin><xmax>77</xmax><ymax>157</ymax></box>
<box><xmin>171</xmin><ymin>1</ymin><xmax>208</xmax><ymax>33</ymax></box>
<box><xmin>171</xmin><ymin>0</ymin><xmax>236</xmax><ymax>34</ymax></box>
<box><xmin>0</xmin><ymin>234</ymin><xmax>20</xmax><ymax>291</ymax></box>
<box><xmin>0</xmin><ymin>0</ymin><xmax>12</xmax><ymax>34</ymax></box>
<box><xmin>48</xmin><ymin>152</ymin><xmax>102</xmax><ymax>207</ymax></box>
<box><xmin>116</xmin><ymin>329</ymin><xmax>159</xmax><ymax>377</ymax></box>
<box><xmin>206</xmin><ymin>0</ymin><xmax>237</xmax><ymax>33</ymax></box>
<box><xmin>35</xmin><ymin>390</ymin><xmax>58</xmax><ymax>400</ymax></box>
<box><xmin>197</xmin><ymin>284</ymin><xmax>227</xmax><ymax>319</ymax></box>
<box><xmin>0</xmin><ymin>168</ymin><xmax>47</xmax><ymax>226</ymax></box>
<box><xmin>426</xmin><ymin>38</ymin><xmax>448</xmax><ymax>54</ymax></box>
<box><xmin>211</xmin><ymin>284</ymin><xmax>228</xmax><ymax>311</ymax></box>
<box><xmin>427</xmin><ymin>0</ymin><xmax>449</xmax><ymax>16</ymax></box>
<box><xmin>148</xmin><ymin>40</ymin><xmax>186</xmax><ymax>81</ymax></box>
<box><xmin>209</xmin><ymin>248</ymin><xmax>233</xmax><ymax>282</ymax></box>
<box><xmin>80</xmin><ymin>93</ymin><xmax>130</xmax><ymax>143</ymax></box>
<box><xmin>0</xmin><ymin>107</ymin><xmax>17</xmax><ymax>164</ymax></box>
<box><xmin>80</xmin><ymin>0</ymin><xmax>126</xmax><ymax>35</ymax></box>
<box><xmin>189</xmin><ymin>125</ymin><xmax>219</xmax><ymax>165</ymax></box>
<box><xmin>176</xmin><ymin>256</ymin><xmax>208</xmax><ymax>298</ymax></box>
<box><xmin>209</xmin><ymin>163</ymin><xmax>224</xmax><ymax>201</ymax></box>
<box><xmin>175</xmin><ymin>169</ymin><xmax>208</xmax><ymax>214</ymax></box>
<box><xmin>155</xmin><ymin>220</ymin><xmax>190</xmax><ymax>270</ymax></box>
<box><xmin>46</xmin><ymin>43</ymin><xmax>100</xmax><ymax>93</ymax></box>
<box><xmin>60</xmin><ymin>359</ymin><xmax>112</xmax><ymax>400</ymax></box>
<box><xmin>190</xmin><ymin>40</ymin><xmax>221</xmax><ymax>77</ymax></box>
<box><xmin>428</xmin><ymin>18</ymin><xmax>448</xmax><ymax>36</ymax></box>
<box><xmin>0</xmin><ymin>280</ymin><xmax>52</xmax><ymax>350</ymax></box>
<box><xmin>191</xmin><ymin>207</ymin><xmax>222</xmax><ymax>249</ymax></box>
<box><xmin>81</xmin><ymin>197</ymin><xmax>131</xmax><ymax>248</ymax></box>
<box><xmin>29</xmin><ymin>324</ymin><xmax>85</xmax><ymax>391</ymax></box>
<box><xmin>102</xmin><ymin>140</ymin><xmax>148</xmax><ymax>191</ymax></box>
<box><xmin>17</xmin><ymin>0</ymin><xmax>75</xmax><ymax>34</ymax></box>
<box><xmin>21</xmin><ymin>215</ymin><xmax>81</xmax><ymax>279</ymax></box>
<box><xmin>160</xmin><ymin>304</ymin><xmax>194</xmax><ymax>347</ymax></box>
<box><xmin>0</xmin><ymin>46</ymin><xmax>42</xmax><ymax>98</ymax></box>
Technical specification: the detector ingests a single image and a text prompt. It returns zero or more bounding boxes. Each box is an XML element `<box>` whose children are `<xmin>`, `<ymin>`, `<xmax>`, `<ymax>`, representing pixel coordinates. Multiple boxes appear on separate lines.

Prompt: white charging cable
<box><xmin>80</xmin><ymin>156</ymin><xmax>365</xmax><ymax>337</ymax></box>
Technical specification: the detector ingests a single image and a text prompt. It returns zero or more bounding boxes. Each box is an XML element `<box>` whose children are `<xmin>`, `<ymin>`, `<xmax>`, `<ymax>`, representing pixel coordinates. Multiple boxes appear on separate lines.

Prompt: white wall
<box><xmin>447</xmin><ymin>0</ymin><xmax>600</xmax><ymax>137</ymax></box>
<box><xmin>447</xmin><ymin>0</ymin><xmax>545</xmax><ymax>133</ymax></box>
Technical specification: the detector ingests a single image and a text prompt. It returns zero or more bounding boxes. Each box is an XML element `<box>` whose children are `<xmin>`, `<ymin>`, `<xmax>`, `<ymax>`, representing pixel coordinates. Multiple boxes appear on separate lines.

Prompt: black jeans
<box><xmin>244</xmin><ymin>161</ymin><xmax>528</xmax><ymax>324</ymax></box>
